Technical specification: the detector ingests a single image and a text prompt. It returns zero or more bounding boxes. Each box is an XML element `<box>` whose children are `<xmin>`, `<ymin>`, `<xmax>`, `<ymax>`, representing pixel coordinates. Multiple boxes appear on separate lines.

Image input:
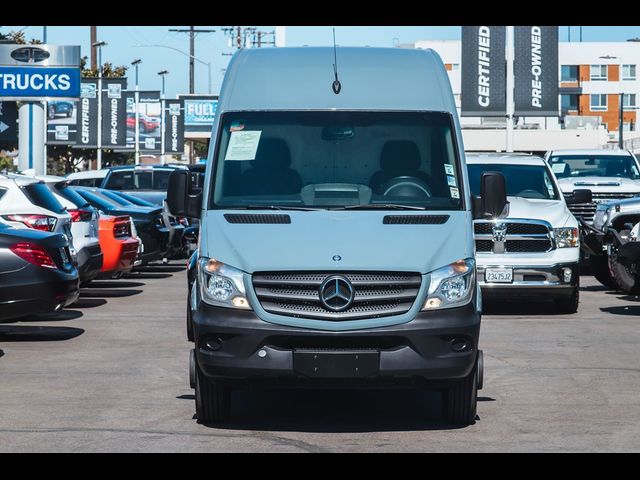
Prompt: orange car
<box><xmin>97</xmin><ymin>215</ymin><xmax>139</xmax><ymax>278</ymax></box>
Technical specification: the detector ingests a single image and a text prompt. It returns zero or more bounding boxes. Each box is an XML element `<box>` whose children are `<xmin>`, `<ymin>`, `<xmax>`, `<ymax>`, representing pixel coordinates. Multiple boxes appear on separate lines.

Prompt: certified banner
<box><xmin>514</xmin><ymin>26</ymin><xmax>559</xmax><ymax>116</ymax></box>
<box><xmin>163</xmin><ymin>99</ymin><xmax>185</xmax><ymax>154</ymax></box>
<box><xmin>460</xmin><ymin>26</ymin><xmax>506</xmax><ymax>117</ymax></box>
<box><xmin>101</xmin><ymin>78</ymin><xmax>127</xmax><ymax>148</ymax></box>
<box><xmin>74</xmin><ymin>79</ymin><xmax>99</xmax><ymax>148</ymax></box>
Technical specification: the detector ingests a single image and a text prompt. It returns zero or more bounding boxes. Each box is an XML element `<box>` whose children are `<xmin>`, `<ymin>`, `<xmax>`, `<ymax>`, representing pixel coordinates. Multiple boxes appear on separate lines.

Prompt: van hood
<box><xmin>502</xmin><ymin>196</ymin><xmax>572</xmax><ymax>227</ymax></box>
<box><xmin>200</xmin><ymin>210</ymin><xmax>473</xmax><ymax>274</ymax></box>
<box><xmin>557</xmin><ymin>177</ymin><xmax>640</xmax><ymax>194</ymax></box>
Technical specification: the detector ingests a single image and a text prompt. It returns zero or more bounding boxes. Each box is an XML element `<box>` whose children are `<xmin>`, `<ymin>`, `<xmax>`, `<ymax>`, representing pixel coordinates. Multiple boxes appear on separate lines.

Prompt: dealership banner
<box><xmin>73</xmin><ymin>79</ymin><xmax>99</xmax><ymax>148</ymax></box>
<box><xmin>125</xmin><ymin>90</ymin><xmax>162</xmax><ymax>154</ymax></box>
<box><xmin>0</xmin><ymin>101</ymin><xmax>19</xmax><ymax>144</ymax></box>
<box><xmin>179</xmin><ymin>95</ymin><xmax>218</xmax><ymax>133</ymax></box>
<box><xmin>514</xmin><ymin>26</ymin><xmax>559</xmax><ymax>116</ymax></box>
<box><xmin>460</xmin><ymin>26</ymin><xmax>506</xmax><ymax>117</ymax></box>
<box><xmin>163</xmin><ymin>99</ymin><xmax>185</xmax><ymax>154</ymax></box>
<box><xmin>101</xmin><ymin>78</ymin><xmax>128</xmax><ymax>148</ymax></box>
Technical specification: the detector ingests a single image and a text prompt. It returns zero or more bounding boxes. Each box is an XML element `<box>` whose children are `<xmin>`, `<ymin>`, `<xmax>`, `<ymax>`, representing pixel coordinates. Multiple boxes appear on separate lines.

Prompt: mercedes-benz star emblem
<box><xmin>319</xmin><ymin>275</ymin><xmax>355</xmax><ymax>312</ymax></box>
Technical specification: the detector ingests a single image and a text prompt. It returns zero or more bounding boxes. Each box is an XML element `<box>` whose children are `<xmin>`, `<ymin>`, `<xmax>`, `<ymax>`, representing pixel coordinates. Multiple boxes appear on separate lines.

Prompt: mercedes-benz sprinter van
<box><xmin>168</xmin><ymin>47</ymin><xmax>508</xmax><ymax>425</ymax></box>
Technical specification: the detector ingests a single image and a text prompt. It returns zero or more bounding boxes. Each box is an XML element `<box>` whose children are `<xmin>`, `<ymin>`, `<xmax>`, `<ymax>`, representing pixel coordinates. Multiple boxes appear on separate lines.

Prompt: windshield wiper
<box><xmin>234</xmin><ymin>205</ymin><xmax>326</xmax><ymax>212</ymax></box>
<box><xmin>333</xmin><ymin>204</ymin><xmax>427</xmax><ymax>211</ymax></box>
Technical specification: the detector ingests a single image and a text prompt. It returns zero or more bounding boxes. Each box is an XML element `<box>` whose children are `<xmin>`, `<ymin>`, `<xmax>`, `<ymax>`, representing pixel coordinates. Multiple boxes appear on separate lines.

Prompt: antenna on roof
<box><xmin>332</xmin><ymin>28</ymin><xmax>341</xmax><ymax>95</ymax></box>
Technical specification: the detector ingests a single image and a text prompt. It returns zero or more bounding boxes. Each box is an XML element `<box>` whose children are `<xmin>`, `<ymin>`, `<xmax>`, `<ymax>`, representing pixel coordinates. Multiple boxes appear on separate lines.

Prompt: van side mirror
<box><xmin>167</xmin><ymin>170</ymin><xmax>202</xmax><ymax>218</ymax></box>
<box><xmin>565</xmin><ymin>188</ymin><xmax>592</xmax><ymax>205</ymax></box>
<box><xmin>473</xmin><ymin>172</ymin><xmax>509</xmax><ymax>220</ymax></box>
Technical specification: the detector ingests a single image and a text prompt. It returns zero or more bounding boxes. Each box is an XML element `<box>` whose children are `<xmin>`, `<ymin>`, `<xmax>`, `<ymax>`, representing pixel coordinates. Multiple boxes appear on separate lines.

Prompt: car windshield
<box><xmin>210</xmin><ymin>111</ymin><xmax>463</xmax><ymax>210</ymax></box>
<box><xmin>549</xmin><ymin>154</ymin><xmax>640</xmax><ymax>179</ymax></box>
<box><xmin>468</xmin><ymin>163</ymin><xmax>560</xmax><ymax>200</ymax></box>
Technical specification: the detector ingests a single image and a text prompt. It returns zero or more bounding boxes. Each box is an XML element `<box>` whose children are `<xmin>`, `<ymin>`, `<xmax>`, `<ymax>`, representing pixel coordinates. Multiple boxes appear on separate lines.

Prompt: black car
<box><xmin>99</xmin><ymin>165</ymin><xmax>187</xmax><ymax>205</ymax></box>
<box><xmin>0</xmin><ymin>222</ymin><xmax>79</xmax><ymax>322</ymax></box>
<box><xmin>72</xmin><ymin>187</ymin><xmax>170</xmax><ymax>264</ymax></box>
<box><xmin>99</xmin><ymin>189</ymin><xmax>188</xmax><ymax>259</ymax></box>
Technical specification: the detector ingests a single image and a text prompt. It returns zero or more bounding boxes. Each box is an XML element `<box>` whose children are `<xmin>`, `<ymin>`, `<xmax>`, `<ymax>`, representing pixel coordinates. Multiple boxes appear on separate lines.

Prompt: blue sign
<box><xmin>184</xmin><ymin>99</ymin><xmax>218</xmax><ymax>126</ymax></box>
<box><xmin>0</xmin><ymin>66</ymin><xmax>81</xmax><ymax>98</ymax></box>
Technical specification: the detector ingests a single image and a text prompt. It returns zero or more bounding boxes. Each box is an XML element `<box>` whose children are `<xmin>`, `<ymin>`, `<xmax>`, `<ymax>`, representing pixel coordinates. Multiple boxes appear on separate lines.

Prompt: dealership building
<box><xmin>403</xmin><ymin>40</ymin><xmax>640</xmax><ymax>153</ymax></box>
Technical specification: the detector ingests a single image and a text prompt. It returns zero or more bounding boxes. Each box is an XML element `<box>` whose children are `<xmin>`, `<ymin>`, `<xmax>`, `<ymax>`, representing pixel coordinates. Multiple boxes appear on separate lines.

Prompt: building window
<box><xmin>561</xmin><ymin>94</ymin><xmax>579</xmax><ymax>113</ymax></box>
<box><xmin>590</xmin><ymin>65</ymin><xmax>608</xmax><ymax>81</ymax></box>
<box><xmin>590</xmin><ymin>94</ymin><xmax>608</xmax><ymax>111</ymax></box>
<box><xmin>622</xmin><ymin>64</ymin><xmax>636</xmax><ymax>80</ymax></box>
<box><xmin>561</xmin><ymin>65</ymin><xmax>579</xmax><ymax>82</ymax></box>
<box><xmin>623</xmin><ymin>93</ymin><xmax>637</xmax><ymax>108</ymax></box>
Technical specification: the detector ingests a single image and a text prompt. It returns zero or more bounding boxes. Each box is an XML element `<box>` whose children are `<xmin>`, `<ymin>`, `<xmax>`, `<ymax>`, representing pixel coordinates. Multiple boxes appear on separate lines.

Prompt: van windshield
<box><xmin>210</xmin><ymin>111</ymin><xmax>463</xmax><ymax>210</ymax></box>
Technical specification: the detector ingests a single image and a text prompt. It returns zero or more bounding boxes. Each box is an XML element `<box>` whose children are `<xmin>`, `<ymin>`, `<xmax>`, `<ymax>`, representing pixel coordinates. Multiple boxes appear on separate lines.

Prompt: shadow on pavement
<box><xmin>582</xmin><ymin>285</ymin><xmax>610</xmax><ymax>292</ymax></box>
<box><xmin>0</xmin><ymin>349</ymin><xmax>4</xmax><ymax>358</ymax></box>
<box><xmin>124</xmin><ymin>272</ymin><xmax>173</xmax><ymax>280</ymax></box>
<box><xmin>80</xmin><ymin>289</ymin><xmax>143</xmax><ymax>299</ymax></box>
<box><xmin>134</xmin><ymin>265</ymin><xmax>186</xmax><ymax>273</ymax></box>
<box><xmin>72</xmin><ymin>298</ymin><xmax>108</xmax><ymax>309</ymax></box>
<box><xmin>0</xmin><ymin>325</ymin><xmax>84</xmax><ymax>341</ymax></box>
<box><xmin>84</xmin><ymin>280</ymin><xmax>146</xmax><ymax>289</ymax></box>
<box><xmin>18</xmin><ymin>309</ymin><xmax>84</xmax><ymax>322</ymax></box>
<box><xmin>483</xmin><ymin>299</ymin><xmax>561</xmax><ymax>316</ymax></box>
<box><xmin>201</xmin><ymin>388</ymin><xmax>471</xmax><ymax>433</ymax></box>
<box><xmin>600</xmin><ymin>305</ymin><xmax>640</xmax><ymax>316</ymax></box>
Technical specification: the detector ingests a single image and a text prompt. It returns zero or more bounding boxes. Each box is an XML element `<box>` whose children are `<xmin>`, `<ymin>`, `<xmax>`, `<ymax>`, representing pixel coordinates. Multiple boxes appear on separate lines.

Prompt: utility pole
<box><xmin>90</xmin><ymin>26</ymin><xmax>97</xmax><ymax>71</ymax></box>
<box><xmin>168</xmin><ymin>26</ymin><xmax>215</xmax><ymax>94</ymax></box>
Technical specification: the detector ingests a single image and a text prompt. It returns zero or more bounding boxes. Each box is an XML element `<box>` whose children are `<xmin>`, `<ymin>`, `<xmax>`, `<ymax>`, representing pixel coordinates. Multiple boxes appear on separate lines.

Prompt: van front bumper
<box><xmin>193</xmin><ymin>302</ymin><xmax>480</xmax><ymax>385</ymax></box>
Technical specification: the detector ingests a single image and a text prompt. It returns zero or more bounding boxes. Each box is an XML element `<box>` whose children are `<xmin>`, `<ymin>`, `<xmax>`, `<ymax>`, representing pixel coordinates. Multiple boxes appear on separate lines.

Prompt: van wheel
<box><xmin>442</xmin><ymin>356</ymin><xmax>478</xmax><ymax>425</ymax></box>
<box><xmin>609</xmin><ymin>241</ymin><xmax>640</xmax><ymax>294</ymax></box>
<box><xmin>589</xmin><ymin>254</ymin><xmax>616</xmax><ymax>289</ymax></box>
<box><xmin>554</xmin><ymin>287</ymin><xmax>579</xmax><ymax>314</ymax></box>
<box><xmin>195</xmin><ymin>360</ymin><xmax>230</xmax><ymax>424</ymax></box>
<box><xmin>186</xmin><ymin>289</ymin><xmax>194</xmax><ymax>342</ymax></box>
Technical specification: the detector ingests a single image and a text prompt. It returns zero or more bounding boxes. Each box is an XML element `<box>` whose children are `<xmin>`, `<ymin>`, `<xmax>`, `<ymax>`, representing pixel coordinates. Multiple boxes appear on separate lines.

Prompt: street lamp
<box><xmin>91</xmin><ymin>41</ymin><xmax>107</xmax><ymax>169</ymax></box>
<box><xmin>134</xmin><ymin>44</ymin><xmax>212</xmax><ymax>94</ymax></box>
<box><xmin>158</xmin><ymin>70</ymin><xmax>169</xmax><ymax>164</ymax></box>
<box><xmin>131</xmin><ymin>58</ymin><xmax>142</xmax><ymax>165</ymax></box>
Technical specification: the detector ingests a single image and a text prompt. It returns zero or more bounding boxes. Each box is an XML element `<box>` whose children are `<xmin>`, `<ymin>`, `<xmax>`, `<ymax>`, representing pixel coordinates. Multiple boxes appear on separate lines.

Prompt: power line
<box><xmin>168</xmin><ymin>26</ymin><xmax>215</xmax><ymax>94</ymax></box>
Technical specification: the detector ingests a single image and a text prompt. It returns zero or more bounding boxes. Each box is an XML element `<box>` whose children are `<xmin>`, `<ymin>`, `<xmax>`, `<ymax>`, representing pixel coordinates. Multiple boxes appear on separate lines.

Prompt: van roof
<box><xmin>219</xmin><ymin>47</ymin><xmax>455</xmax><ymax>113</ymax></box>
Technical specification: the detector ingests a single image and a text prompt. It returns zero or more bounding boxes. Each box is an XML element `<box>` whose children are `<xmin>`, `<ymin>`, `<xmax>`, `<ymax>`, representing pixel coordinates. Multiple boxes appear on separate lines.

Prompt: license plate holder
<box><xmin>293</xmin><ymin>350</ymin><xmax>380</xmax><ymax>378</ymax></box>
<box><xmin>485</xmin><ymin>267</ymin><xmax>514</xmax><ymax>283</ymax></box>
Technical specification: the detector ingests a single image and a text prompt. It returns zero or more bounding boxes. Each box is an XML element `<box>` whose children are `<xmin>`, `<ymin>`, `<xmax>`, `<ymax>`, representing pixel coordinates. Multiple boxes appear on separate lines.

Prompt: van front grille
<box><xmin>252</xmin><ymin>271</ymin><xmax>421</xmax><ymax>321</ymax></box>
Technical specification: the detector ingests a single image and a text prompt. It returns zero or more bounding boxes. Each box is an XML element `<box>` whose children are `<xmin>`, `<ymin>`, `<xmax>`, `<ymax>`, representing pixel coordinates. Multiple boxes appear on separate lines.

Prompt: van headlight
<box><xmin>422</xmin><ymin>258</ymin><xmax>475</xmax><ymax>310</ymax></box>
<box><xmin>554</xmin><ymin>227</ymin><xmax>580</xmax><ymax>248</ymax></box>
<box><xmin>198</xmin><ymin>257</ymin><xmax>251</xmax><ymax>309</ymax></box>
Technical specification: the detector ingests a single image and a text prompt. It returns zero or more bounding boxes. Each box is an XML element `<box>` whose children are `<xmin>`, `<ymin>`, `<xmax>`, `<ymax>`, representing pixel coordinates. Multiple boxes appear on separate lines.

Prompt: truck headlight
<box><xmin>554</xmin><ymin>227</ymin><xmax>580</xmax><ymax>248</ymax></box>
<box><xmin>422</xmin><ymin>258</ymin><xmax>475</xmax><ymax>310</ymax></box>
<box><xmin>198</xmin><ymin>257</ymin><xmax>251</xmax><ymax>310</ymax></box>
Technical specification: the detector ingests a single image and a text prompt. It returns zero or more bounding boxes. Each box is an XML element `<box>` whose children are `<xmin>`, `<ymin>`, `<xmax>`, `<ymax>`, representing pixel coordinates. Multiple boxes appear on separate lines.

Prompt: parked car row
<box><xmin>0</xmin><ymin>171</ymin><xmax>191</xmax><ymax>323</ymax></box>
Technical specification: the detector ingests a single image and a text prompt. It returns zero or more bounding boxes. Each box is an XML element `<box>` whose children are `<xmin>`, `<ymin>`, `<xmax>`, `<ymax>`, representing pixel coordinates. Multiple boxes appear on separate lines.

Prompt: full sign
<box><xmin>179</xmin><ymin>95</ymin><xmax>218</xmax><ymax>133</ymax></box>
<box><xmin>0</xmin><ymin>45</ymin><xmax>81</xmax><ymax>100</ymax></box>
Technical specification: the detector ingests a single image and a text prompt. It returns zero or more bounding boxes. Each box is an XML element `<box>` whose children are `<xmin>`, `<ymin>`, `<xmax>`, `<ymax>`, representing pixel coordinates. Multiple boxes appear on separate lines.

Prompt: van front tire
<box><xmin>442</xmin><ymin>357</ymin><xmax>478</xmax><ymax>425</ymax></box>
<box><xmin>195</xmin><ymin>361</ymin><xmax>231</xmax><ymax>424</ymax></box>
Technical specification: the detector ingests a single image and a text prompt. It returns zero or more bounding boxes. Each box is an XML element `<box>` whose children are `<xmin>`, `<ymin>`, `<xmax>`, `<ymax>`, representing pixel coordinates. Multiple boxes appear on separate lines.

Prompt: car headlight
<box><xmin>554</xmin><ymin>227</ymin><xmax>580</xmax><ymax>248</ymax></box>
<box><xmin>422</xmin><ymin>258</ymin><xmax>475</xmax><ymax>310</ymax></box>
<box><xmin>198</xmin><ymin>257</ymin><xmax>251</xmax><ymax>309</ymax></box>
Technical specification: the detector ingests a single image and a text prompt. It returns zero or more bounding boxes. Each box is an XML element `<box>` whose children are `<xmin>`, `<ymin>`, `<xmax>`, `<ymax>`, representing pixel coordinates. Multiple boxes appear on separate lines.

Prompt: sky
<box><xmin>2</xmin><ymin>26</ymin><xmax>640</xmax><ymax>98</ymax></box>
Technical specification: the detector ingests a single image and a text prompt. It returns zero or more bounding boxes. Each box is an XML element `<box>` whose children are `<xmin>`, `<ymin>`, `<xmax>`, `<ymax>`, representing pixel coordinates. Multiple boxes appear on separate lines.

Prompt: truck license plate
<box><xmin>485</xmin><ymin>267</ymin><xmax>513</xmax><ymax>283</ymax></box>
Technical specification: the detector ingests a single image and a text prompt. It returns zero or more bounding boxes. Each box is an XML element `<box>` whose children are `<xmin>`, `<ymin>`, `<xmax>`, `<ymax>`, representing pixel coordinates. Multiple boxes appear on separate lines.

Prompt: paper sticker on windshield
<box><xmin>229</xmin><ymin>121</ymin><xmax>245</xmax><ymax>132</ymax></box>
<box><xmin>551</xmin><ymin>163</ymin><xmax>566</xmax><ymax>174</ymax></box>
<box><xmin>444</xmin><ymin>164</ymin><xmax>455</xmax><ymax>175</ymax></box>
<box><xmin>447</xmin><ymin>175</ymin><xmax>457</xmax><ymax>187</ymax></box>
<box><xmin>225</xmin><ymin>131</ymin><xmax>262</xmax><ymax>161</ymax></box>
<box><xmin>449</xmin><ymin>187</ymin><xmax>460</xmax><ymax>199</ymax></box>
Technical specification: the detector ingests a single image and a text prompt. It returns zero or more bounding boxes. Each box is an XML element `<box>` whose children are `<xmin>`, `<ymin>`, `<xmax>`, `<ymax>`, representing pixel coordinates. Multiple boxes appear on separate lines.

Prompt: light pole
<box><xmin>92</xmin><ymin>41</ymin><xmax>107</xmax><ymax>169</ymax></box>
<box><xmin>158</xmin><ymin>70</ymin><xmax>169</xmax><ymax>164</ymax></box>
<box><xmin>134</xmin><ymin>44</ymin><xmax>212</xmax><ymax>94</ymax></box>
<box><xmin>131</xmin><ymin>58</ymin><xmax>142</xmax><ymax>165</ymax></box>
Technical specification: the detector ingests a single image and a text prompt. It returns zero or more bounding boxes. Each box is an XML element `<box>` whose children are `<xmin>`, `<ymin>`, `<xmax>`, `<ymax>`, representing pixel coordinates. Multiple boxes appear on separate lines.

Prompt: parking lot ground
<box><xmin>1</xmin><ymin>264</ymin><xmax>640</xmax><ymax>452</ymax></box>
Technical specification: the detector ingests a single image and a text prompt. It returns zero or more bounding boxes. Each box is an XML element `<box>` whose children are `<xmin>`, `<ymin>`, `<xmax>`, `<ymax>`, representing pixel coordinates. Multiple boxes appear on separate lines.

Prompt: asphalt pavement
<box><xmin>1</xmin><ymin>263</ymin><xmax>639</xmax><ymax>452</ymax></box>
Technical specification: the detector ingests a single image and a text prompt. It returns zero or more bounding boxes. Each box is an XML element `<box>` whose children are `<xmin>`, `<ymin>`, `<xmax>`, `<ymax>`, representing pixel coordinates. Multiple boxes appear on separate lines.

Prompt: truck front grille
<box><xmin>252</xmin><ymin>271</ymin><xmax>422</xmax><ymax>321</ymax></box>
<box><xmin>564</xmin><ymin>192</ymin><xmax>639</xmax><ymax>223</ymax></box>
<box><xmin>474</xmin><ymin>219</ymin><xmax>553</xmax><ymax>253</ymax></box>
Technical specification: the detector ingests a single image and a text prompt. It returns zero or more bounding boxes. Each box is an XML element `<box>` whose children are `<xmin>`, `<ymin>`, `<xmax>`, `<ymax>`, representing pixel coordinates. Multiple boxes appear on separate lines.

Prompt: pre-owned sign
<box><xmin>101</xmin><ymin>78</ymin><xmax>127</xmax><ymax>148</ymax></box>
<box><xmin>460</xmin><ymin>26</ymin><xmax>506</xmax><ymax>117</ymax></box>
<box><xmin>163</xmin><ymin>99</ymin><xmax>185</xmax><ymax>154</ymax></box>
<box><xmin>514</xmin><ymin>26</ymin><xmax>559</xmax><ymax>116</ymax></box>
